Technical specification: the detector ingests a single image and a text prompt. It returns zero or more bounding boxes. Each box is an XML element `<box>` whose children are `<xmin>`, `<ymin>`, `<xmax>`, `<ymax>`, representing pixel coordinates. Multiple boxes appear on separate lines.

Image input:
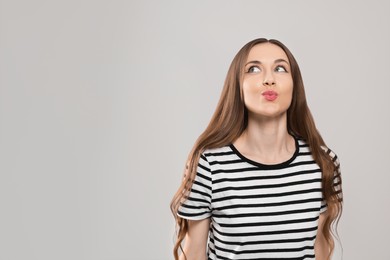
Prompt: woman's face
<box><xmin>242</xmin><ymin>43</ymin><xmax>293</xmax><ymax>119</ymax></box>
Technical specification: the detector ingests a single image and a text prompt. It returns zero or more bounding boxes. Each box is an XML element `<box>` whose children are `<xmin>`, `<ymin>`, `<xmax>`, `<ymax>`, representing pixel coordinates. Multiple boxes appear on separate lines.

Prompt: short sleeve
<box><xmin>320</xmin><ymin>198</ymin><xmax>328</xmax><ymax>214</ymax></box>
<box><xmin>320</xmin><ymin>148</ymin><xmax>342</xmax><ymax>214</ymax></box>
<box><xmin>177</xmin><ymin>153</ymin><xmax>212</xmax><ymax>220</ymax></box>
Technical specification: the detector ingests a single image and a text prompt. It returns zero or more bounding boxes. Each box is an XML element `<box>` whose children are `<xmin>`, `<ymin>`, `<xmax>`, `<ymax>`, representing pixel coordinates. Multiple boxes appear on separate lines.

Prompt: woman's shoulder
<box><xmin>320</xmin><ymin>145</ymin><xmax>339</xmax><ymax>164</ymax></box>
<box><xmin>296</xmin><ymin>136</ymin><xmax>340</xmax><ymax>165</ymax></box>
<box><xmin>201</xmin><ymin>145</ymin><xmax>234</xmax><ymax>160</ymax></box>
<box><xmin>202</xmin><ymin>145</ymin><xmax>232</xmax><ymax>155</ymax></box>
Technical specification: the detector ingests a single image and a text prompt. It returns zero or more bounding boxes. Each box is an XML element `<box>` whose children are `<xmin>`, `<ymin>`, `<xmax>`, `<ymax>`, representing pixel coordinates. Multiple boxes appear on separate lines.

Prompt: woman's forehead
<box><xmin>246</xmin><ymin>43</ymin><xmax>289</xmax><ymax>63</ymax></box>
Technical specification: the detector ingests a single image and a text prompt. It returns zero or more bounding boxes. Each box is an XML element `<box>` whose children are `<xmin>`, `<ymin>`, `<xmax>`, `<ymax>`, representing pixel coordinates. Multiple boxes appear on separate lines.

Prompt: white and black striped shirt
<box><xmin>178</xmin><ymin>138</ymin><xmax>340</xmax><ymax>260</ymax></box>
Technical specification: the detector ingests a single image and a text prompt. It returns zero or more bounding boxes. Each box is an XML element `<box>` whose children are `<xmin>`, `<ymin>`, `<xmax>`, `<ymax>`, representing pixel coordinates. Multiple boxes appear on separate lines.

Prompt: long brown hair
<box><xmin>170</xmin><ymin>38</ymin><xmax>343</xmax><ymax>260</ymax></box>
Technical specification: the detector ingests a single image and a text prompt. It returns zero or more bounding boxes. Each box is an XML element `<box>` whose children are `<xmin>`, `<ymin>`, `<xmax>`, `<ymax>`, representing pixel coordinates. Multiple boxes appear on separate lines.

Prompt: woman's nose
<box><xmin>262</xmin><ymin>76</ymin><xmax>276</xmax><ymax>86</ymax></box>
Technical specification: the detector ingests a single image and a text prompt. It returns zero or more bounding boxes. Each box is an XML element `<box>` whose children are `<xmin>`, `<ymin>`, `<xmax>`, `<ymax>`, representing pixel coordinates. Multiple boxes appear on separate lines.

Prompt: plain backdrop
<box><xmin>0</xmin><ymin>0</ymin><xmax>389</xmax><ymax>259</ymax></box>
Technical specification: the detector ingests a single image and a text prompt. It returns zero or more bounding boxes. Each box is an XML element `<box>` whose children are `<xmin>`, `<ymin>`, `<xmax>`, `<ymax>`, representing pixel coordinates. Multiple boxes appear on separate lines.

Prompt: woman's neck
<box><xmin>233</xmin><ymin>113</ymin><xmax>295</xmax><ymax>164</ymax></box>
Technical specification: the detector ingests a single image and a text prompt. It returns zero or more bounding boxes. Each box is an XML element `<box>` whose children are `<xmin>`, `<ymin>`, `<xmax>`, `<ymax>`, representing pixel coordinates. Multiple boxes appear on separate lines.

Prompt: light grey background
<box><xmin>0</xmin><ymin>0</ymin><xmax>389</xmax><ymax>259</ymax></box>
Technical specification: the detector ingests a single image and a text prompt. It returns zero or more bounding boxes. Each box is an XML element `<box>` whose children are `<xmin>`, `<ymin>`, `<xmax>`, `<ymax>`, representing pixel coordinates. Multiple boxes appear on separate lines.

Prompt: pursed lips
<box><xmin>261</xmin><ymin>90</ymin><xmax>278</xmax><ymax>101</ymax></box>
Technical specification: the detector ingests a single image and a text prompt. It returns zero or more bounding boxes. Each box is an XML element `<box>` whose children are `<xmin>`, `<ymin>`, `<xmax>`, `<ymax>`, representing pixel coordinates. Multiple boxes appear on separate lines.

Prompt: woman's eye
<box><xmin>275</xmin><ymin>65</ymin><xmax>287</xmax><ymax>72</ymax></box>
<box><xmin>248</xmin><ymin>66</ymin><xmax>261</xmax><ymax>73</ymax></box>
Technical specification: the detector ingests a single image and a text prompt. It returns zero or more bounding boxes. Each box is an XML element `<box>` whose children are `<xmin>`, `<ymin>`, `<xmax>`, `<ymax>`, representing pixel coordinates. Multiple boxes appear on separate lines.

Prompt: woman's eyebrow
<box><xmin>275</xmin><ymin>58</ymin><xmax>290</xmax><ymax>65</ymax></box>
<box><xmin>245</xmin><ymin>59</ymin><xmax>290</xmax><ymax>66</ymax></box>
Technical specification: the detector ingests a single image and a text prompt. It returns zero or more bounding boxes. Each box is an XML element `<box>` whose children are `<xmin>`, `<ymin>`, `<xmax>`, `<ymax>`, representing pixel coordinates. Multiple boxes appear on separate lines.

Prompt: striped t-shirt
<box><xmin>178</xmin><ymin>138</ymin><xmax>340</xmax><ymax>260</ymax></box>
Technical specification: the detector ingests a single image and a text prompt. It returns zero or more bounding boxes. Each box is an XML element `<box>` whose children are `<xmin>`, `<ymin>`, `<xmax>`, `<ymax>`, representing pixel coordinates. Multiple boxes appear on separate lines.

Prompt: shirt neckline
<box><xmin>229</xmin><ymin>136</ymin><xmax>300</xmax><ymax>170</ymax></box>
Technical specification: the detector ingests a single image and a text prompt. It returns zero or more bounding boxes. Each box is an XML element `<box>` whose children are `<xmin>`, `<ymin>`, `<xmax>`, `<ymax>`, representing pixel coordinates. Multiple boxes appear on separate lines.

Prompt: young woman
<box><xmin>171</xmin><ymin>38</ymin><xmax>343</xmax><ymax>260</ymax></box>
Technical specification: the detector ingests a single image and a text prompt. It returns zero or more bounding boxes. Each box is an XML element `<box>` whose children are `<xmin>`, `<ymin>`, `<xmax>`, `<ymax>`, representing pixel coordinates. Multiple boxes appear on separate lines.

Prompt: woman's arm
<box><xmin>315</xmin><ymin>212</ymin><xmax>330</xmax><ymax>260</ymax></box>
<box><xmin>179</xmin><ymin>218</ymin><xmax>211</xmax><ymax>260</ymax></box>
